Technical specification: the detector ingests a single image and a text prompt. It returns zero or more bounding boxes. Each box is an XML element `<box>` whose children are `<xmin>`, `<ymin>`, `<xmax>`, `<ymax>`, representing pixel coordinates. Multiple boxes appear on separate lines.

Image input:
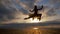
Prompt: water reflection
<box><xmin>0</xmin><ymin>28</ymin><xmax>60</xmax><ymax>34</ymax></box>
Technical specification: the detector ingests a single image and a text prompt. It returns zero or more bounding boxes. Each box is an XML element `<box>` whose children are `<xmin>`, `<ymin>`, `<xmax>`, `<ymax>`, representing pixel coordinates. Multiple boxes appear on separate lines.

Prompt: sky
<box><xmin>0</xmin><ymin>0</ymin><xmax>60</xmax><ymax>24</ymax></box>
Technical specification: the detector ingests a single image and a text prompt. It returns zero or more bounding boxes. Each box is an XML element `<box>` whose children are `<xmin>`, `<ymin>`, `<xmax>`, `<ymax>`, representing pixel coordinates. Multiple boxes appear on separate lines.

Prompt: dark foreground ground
<box><xmin>0</xmin><ymin>28</ymin><xmax>60</xmax><ymax>34</ymax></box>
<box><xmin>0</xmin><ymin>21</ymin><xmax>60</xmax><ymax>34</ymax></box>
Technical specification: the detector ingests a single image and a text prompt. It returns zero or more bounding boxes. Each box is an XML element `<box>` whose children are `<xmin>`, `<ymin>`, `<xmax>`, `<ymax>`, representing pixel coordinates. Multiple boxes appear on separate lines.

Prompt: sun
<box><xmin>30</xmin><ymin>18</ymin><xmax>43</xmax><ymax>23</ymax></box>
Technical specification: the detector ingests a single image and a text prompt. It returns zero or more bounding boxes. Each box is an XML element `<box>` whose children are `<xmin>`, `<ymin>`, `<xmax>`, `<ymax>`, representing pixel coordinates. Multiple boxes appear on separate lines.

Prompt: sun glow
<box><xmin>30</xmin><ymin>18</ymin><xmax>43</xmax><ymax>23</ymax></box>
<box><xmin>24</xmin><ymin>15</ymin><xmax>47</xmax><ymax>23</ymax></box>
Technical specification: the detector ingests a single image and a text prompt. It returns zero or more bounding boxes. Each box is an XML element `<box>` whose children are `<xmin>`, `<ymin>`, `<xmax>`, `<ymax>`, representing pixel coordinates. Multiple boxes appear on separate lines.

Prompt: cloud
<box><xmin>0</xmin><ymin>0</ymin><xmax>36</xmax><ymax>24</ymax></box>
<box><xmin>0</xmin><ymin>0</ymin><xmax>60</xmax><ymax>24</ymax></box>
<box><xmin>0</xmin><ymin>0</ymin><xmax>22</xmax><ymax>23</ymax></box>
<box><xmin>36</xmin><ymin>0</ymin><xmax>60</xmax><ymax>22</ymax></box>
